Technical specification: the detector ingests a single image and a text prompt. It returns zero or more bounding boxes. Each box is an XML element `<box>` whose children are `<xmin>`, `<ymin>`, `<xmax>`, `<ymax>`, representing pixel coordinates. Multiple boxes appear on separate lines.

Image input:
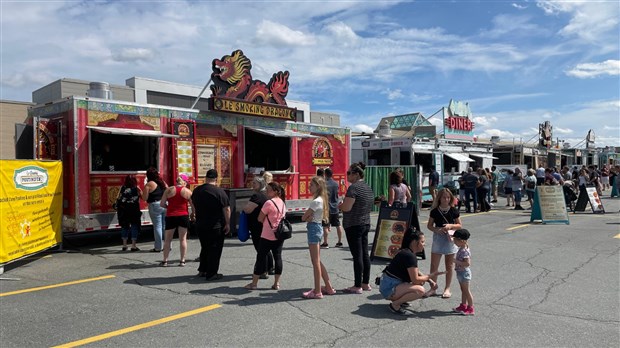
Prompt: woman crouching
<box><xmin>380</xmin><ymin>228</ymin><xmax>445</xmax><ymax>315</ymax></box>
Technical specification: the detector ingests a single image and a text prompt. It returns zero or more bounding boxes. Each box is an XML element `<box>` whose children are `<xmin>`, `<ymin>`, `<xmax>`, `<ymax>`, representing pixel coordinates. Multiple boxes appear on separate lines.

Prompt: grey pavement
<box><xmin>1</xmin><ymin>197</ymin><xmax>619</xmax><ymax>347</ymax></box>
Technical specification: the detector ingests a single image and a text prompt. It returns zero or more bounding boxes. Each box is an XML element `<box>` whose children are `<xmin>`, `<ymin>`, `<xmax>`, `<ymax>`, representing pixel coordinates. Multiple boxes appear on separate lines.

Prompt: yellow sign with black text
<box><xmin>211</xmin><ymin>97</ymin><xmax>296</xmax><ymax>121</ymax></box>
<box><xmin>0</xmin><ymin>160</ymin><xmax>63</xmax><ymax>264</ymax></box>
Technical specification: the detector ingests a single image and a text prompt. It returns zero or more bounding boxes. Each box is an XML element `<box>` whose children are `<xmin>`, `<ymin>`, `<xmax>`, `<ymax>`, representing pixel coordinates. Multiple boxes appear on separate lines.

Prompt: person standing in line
<box><xmin>462</xmin><ymin>167</ymin><xmax>479</xmax><ymax>213</ymax></box>
<box><xmin>159</xmin><ymin>174</ymin><xmax>192</xmax><ymax>267</ymax></box>
<box><xmin>262</xmin><ymin>171</ymin><xmax>273</xmax><ymax>184</ymax></box>
<box><xmin>323</xmin><ymin>168</ymin><xmax>345</xmax><ymax>248</ymax></box>
<box><xmin>490</xmin><ymin>166</ymin><xmax>499</xmax><ymax>203</ymax></box>
<box><xmin>536</xmin><ymin>165</ymin><xmax>546</xmax><ymax>186</ymax></box>
<box><xmin>512</xmin><ymin>168</ymin><xmax>524</xmax><ymax>210</ymax></box>
<box><xmin>142</xmin><ymin>167</ymin><xmax>168</xmax><ymax>252</ymax></box>
<box><xmin>339</xmin><ymin>162</ymin><xmax>374</xmax><ymax>294</ymax></box>
<box><xmin>245</xmin><ymin>182</ymin><xmax>286</xmax><ymax>291</ymax></box>
<box><xmin>524</xmin><ymin>169</ymin><xmax>537</xmax><ymax>208</ymax></box>
<box><xmin>388</xmin><ymin>170</ymin><xmax>411</xmax><ymax>207</ymax></box>
<box><xmin>301</xmin><ymin>176</ymin><xmax>336</xmax><ymax>299</ymax></box>
<box><xmin>426</xmin><ymin>188</ymin><xmax>462</xmax><ymax>299</ymax></box>
<box><xmin>451</xmin><ymin>229</ymin><xmax>474</xmax><ymax>315</ymax></box>
<box><xmin>600</xmin><ymin>165</ymin><xmax>610</xmax><ymax>191</ymax></box>
<box><xmin>242</xmin><ymin>177</ymin><xmax>273</xmax><ymax>278</ymax></box>
<box><xmin>117</xmin><ymin>175</ymin><xmax>142</xmax><ymax>252</ymax></box>
<box><xmin>475</xmin><ymin>168</ymin><xmax>490</xmax><ymax>212</ymax></box>
<box><xmin>503</xmin><ymin>170</ymin><xmax>514</xmax><ymax>207</ymax></box>
<box><xmin>191</xmin><ymin>169</ymin><xmax>231</xmax><ymax>280</ymax></box>
<box><xmin>315</xmin><ymin>168</ymin><xmax>329</xmax><ymax>249</ymax></box>
<box><xmin>428</xmin><ymin>166</ymin><xmax>440</xmax><ymax>204</ymax></box>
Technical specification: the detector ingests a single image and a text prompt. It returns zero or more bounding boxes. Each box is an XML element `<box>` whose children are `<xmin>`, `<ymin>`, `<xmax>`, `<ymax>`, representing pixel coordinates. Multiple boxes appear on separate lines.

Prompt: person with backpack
<box><xmin>524</xmin><ymin>169</ymin><xmax>537</xmax><ymax>208</ymax></box>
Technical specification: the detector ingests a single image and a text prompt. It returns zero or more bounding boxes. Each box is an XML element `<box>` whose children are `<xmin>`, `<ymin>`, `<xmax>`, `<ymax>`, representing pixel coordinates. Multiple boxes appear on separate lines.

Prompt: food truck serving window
<box><xmin>88</xmin><ymin>126</ymin><xmax>178</xmax><ymax>172</ymax></box>
<box><xmin>245</xmin><ymin>127</ymin><xmax>315</xmax><ymax>171</ymax></box>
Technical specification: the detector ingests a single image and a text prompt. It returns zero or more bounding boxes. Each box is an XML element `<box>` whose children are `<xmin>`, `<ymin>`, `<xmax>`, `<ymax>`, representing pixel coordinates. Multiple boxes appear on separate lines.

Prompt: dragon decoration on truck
<box><xmin>210</xmin><ymin>49</ymin><xmax>290</xmax><ymax>106</ymax></box>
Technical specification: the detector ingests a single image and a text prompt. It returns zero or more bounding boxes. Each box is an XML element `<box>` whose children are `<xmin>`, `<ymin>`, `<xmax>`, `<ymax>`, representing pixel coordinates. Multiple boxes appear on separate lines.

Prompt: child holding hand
<box><xmin>452</xmin><ymin>229</ymin><xmax>474</xmax><ymax>315</ymax></box>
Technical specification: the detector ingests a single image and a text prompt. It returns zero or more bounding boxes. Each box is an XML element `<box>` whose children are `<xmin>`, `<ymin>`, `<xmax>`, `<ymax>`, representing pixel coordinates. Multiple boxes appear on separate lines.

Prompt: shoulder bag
<box><xmin>266</xmin><ymin>199</ymin><xmax>292</xmax><ymax>240</ymax></box>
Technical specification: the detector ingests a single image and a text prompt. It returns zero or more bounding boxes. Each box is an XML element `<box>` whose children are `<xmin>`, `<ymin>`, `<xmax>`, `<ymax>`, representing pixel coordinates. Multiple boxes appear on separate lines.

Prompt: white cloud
<box><xmin>255</xmin><ymin>20</ymin><xmax>316</xmax><ymax>46</ymax></box>
<box><xmin>566</xmin><ymin>60</ymin><xmax>620</xmax><ymax>78</ymax></box>
<box><xmin>384</xmin><ymin>89</ymin><xmax>404</xmax><ymax>100</ymax></box>
<box><xmin>512</xmin><ymin>3</ymin><xmax>527</xmax><ymax>10</ymax></box>
<box><xmin>325</xmin><ymin>22</ymin><xmax>359</xmax><ymax>46</ymax></box>
<box><xmin>112</xmin><ymin>48</ymin><xmax>156</xmax><ymax>62</ymax></box>
<box><xmin>352</xmin><ymin>124</ymin><xmax>374</xmax><ymax>133</ymax></box>
<box><xmin>537</xmin><ymin>1</ymin><xmax>620</xmax><ymax>42</ymax></box>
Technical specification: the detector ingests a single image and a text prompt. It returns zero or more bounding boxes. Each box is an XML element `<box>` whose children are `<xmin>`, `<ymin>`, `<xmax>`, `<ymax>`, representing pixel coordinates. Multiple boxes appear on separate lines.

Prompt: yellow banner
<box><xmin>0</xmin><ymin>160</ymin><xmax>63</xmax><ymax>264</ymax></box>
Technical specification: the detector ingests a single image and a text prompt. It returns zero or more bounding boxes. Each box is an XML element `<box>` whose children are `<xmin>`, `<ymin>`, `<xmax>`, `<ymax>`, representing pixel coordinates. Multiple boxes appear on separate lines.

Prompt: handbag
<box><xmin>237</xmin><ymin>211</ymin><xmax>250</xmax><ymax>242</ymax></box>
<box><xmin>266</xmin><ymin>199</ymin><xmax>292</xmax><ymax>241</ymax></box>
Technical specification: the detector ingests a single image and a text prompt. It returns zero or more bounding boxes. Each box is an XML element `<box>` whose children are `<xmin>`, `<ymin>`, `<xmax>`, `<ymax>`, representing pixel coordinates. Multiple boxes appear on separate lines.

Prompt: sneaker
<box><xmin>320</xmin><ymin>243</ymin><xmax>329</xmax><ymax>249</ymax></box>
<box><xmin>462</xmin><ymin>306</ymin><xmax>475</xmax><ymax>316</ymax></box>
<box><xmin>302</xmin><ymin>290</ymin><xmax>324</xmax><ymax>299</ymax></box>
<box><xmin>321</xmin><ymin>286</ymin><xmax>337</xmax><ymax>295</ymax></box>
<box><xmin>335</xmin><ymin>242</ymin><xmax>343</xmax><ymax>248</ymax></box>
<box><xmin>388</xmin><ymin>303</ymin><xmax>407</xmax><ymax>315</ymax></box>
<box><xmin>453</xmin><ymin>303</ymin><xmax>467</xmax><ymax>313</ymax></box>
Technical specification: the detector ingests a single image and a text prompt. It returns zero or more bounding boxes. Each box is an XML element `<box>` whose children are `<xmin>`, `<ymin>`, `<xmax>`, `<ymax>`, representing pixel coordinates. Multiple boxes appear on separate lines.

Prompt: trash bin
<box><xmin>224</xmin><ymin>188</ymin><xmax>255</xmax><ymax>237</ymax></box>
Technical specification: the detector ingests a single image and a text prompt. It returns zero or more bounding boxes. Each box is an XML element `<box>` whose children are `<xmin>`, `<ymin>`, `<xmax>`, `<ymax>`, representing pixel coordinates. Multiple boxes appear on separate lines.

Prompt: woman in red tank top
<box><xmin>159</xmin><ymin>174</ymin><xmax>193</xmax><ymax>266</ymax></box>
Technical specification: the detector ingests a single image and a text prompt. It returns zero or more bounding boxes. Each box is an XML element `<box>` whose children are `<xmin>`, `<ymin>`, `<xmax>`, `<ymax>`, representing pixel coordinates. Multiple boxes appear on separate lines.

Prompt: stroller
<box><xmin>563</xmin><ymin>181</ymin><xmax>578</xmax><ymax>211</ymax></box>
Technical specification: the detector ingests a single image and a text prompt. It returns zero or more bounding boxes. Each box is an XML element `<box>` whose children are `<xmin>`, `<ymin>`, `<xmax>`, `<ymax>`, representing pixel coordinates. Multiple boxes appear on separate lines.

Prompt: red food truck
<box><xmin>24</xmin><ymin>51</ymin><xmax>351</xmax><ymax>234</ymax></box>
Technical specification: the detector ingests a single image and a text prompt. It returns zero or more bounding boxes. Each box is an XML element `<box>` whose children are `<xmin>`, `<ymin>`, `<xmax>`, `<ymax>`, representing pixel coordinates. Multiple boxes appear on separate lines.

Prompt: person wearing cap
<box><xmin>379</xmin><ymin>228</ymin><xmax>445</xmax><ymax>315</ymax></box>
<box><xmin>190</xmin><ymin>169</ymin><xmax>231</xmax><ymax>280</ymax></box>
<box><xmin>159</xmin><ymin>174</ymin><xmax>193</xmax><ymax>267</ymax></box>
<box><xmin>451</xmin><ymin>229</ymin><xmax>474</xmax><ymax>315</ymax></box>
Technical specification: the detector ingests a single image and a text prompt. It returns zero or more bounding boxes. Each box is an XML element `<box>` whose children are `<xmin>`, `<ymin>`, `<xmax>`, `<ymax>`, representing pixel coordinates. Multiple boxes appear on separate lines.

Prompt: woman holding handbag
<box><xmin>245</xmin><ymin>182</ymin><xmax>286</xmax><ymax>291</ymax></box>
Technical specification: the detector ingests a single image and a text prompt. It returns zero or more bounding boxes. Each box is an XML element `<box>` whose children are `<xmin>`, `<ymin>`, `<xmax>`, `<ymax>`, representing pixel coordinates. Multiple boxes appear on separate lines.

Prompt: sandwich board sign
<box><xmin>530</xmin><ymin>186</ymin><xmax>570</xmax><ymax>225</ymax></box>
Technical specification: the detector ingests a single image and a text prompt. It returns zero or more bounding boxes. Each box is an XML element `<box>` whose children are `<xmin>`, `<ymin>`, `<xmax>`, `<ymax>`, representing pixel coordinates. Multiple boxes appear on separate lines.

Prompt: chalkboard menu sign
<box><xmin>574</xmin><ymin>186</ymin><xmax>605</xmax><ymax>213</ymax></box>
<box><xmin>370</xmin><ymin>202</ymin><xmax>423</xmax><ymax>261</ymax></box>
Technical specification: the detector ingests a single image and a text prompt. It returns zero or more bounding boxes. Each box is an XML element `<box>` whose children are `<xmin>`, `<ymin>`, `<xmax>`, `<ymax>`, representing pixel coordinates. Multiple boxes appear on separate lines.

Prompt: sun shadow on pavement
<box><xmin>352</xmin><ymin>303</ymin><xmax>454</xmax><ymax>320</ymax></box>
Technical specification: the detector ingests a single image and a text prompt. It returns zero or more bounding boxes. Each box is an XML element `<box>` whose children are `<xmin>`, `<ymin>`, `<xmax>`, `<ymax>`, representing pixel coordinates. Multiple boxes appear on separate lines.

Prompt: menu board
<box><xmin>530</xmin><ymin>186</ymin><xmax>570</xmax><ymax>224</ymax></box>
<box><xmin>176</xmin><ymin>140</ymin><xmax>194</xmax><ymax>177</ymax></box>
<box><xmin>371</xmin><ymin>202</ymin><xmax>422</xmax><ymax>261</ymax></box>
<box><xmin>585</xmin><ymin>187</ymin><xmax>605</xmax><ymax>213</ymax></box>
<box><xmin>197</xmin><ymin>145</ymin><xmax>216</xmax><ymax>178</ymax></box>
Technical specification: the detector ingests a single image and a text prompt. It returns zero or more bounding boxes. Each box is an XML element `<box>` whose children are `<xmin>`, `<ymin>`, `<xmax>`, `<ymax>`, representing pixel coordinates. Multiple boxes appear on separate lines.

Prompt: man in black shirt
<box><xmin>462</xmin><ymin>167</ymin><xmax>479</xmax><ymax>213</ymax></box>
<box><xmin>191</xmin><ymin>169</ymin><xmax>231</xmax><ymax>280</ymax></box>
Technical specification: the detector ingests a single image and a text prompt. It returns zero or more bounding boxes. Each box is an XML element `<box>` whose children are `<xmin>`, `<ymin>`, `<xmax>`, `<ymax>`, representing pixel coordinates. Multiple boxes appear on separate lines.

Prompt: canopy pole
<box><xmin>191</xmin><ymin>78</ymin><xmax>212</xmax><ymax>110</ymax></box>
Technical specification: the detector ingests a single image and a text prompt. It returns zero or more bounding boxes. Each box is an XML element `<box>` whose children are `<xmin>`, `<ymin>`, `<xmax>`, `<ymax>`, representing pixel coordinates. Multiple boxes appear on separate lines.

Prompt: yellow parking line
<box><xmin>507</xmin><ymin>224</ymin><xmax>530</xmax><ymax>231</ymax></box>
<box><xmin>0</xmin><ymin>275</ymin><xmax>115</xmax><ymax>297</ymax></box>
<box><xmin>53</xmin><ymin>304</ymin><xmax>222</xmax><ymax>348</ymax></box>
<box><xmin>614</xmin><ymin>234</ymin><xmax>620</xmax><ymax>239</ymax></box>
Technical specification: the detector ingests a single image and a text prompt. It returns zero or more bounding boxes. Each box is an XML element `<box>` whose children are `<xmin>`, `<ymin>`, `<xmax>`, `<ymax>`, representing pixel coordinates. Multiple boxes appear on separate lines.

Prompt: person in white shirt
<box><xmin>301</xmin><ymin>176</ymin><xmax>336</xmax><ymax>299</ymax></box>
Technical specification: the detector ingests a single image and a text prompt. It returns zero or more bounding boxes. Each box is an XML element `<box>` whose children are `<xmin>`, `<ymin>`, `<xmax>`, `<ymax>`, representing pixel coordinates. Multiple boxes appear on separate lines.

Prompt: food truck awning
<box><xmin>87</xmin><ymin>126</ymin><xmax>180</xmax><ymax>138</ymax></box>
<box><xmin>444</xmin><ymin>153</ymin><xmax>475</xmax><ymax>162</ymax></box>
<box><xmin>469</xmin><ymin>153</ymin><xmax>499</xmax><ymax>159</ymax></box>
<box><xmin>246</xmin><ymin>127</ymin><xmax>318</xmax><ymax>138</ymax></box>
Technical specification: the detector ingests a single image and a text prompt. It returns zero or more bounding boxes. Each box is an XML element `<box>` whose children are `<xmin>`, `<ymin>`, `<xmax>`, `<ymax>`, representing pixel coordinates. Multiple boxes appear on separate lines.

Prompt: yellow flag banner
<box><xmin>0</xmin><ymin>160</ymin><xmax>63</xmax><ymax>264</ymax></box>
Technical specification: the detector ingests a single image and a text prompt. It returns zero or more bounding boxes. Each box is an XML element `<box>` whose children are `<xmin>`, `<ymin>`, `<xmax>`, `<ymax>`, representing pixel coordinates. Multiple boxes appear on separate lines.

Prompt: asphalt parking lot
<box><xmin>1</xmin><ymin>197</ymin><xmax>619</xmax><ymax>347</ymax></box>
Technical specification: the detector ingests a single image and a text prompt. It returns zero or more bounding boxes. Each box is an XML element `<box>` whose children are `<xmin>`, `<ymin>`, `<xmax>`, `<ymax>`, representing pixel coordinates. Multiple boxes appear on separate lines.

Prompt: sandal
<box><xmin>342</xmin><ymin>287</ymin><xmax>363</xmax><ymax>294</ymax></box>
<box><xmin>179</xmin><ymin>260</ymin><xmax>186</xmax><ymax>267</ymax></box>
<box><xmin>362</xmin><ymin>285</ymin><xmax>372</xmax><ymax>291</ymax></box>
<box><xmin>149</xmin><ymin>248</ymin><xmax>161</xmax><ymax>252</ymax></box>
<box><xmin>441</xmin><ymin>291</ymin><xmax>452</xmax><ymax>299</ymax></box>
<box><xmin>244</xmin><ymin>283</ymin><xmax>257</xmax><ymax>290</ymax></box>
<box><xmin>321</xmin><ymin>286</ymin><xmax>336</xmax><ymax>295</ymax></box>
<box><xmin>302</xmin><ymin>290</ymin><xmax>324</xmax><ymax>299</ymax></box>
<box><xmin>122</xmin><ymin>246</ymin><xmax>128</xmax><ymax>251</ymax></box>
<box><xmin>130</xmin><ymin>247</ymin><xmax>140</xmax><ymax>252</ymax></box>
<box><xmin>158</xmin><ymin>261</ymin><xmax>168</xmax><ymax>267</ymax></box>
<box><xmin>271</xmin><ymin>284</ymin><xmax>280</xmax><ymax>290</ymax></box>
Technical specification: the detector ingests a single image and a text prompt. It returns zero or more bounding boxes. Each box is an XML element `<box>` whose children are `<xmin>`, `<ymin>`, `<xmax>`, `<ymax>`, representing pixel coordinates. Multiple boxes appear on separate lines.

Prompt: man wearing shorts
<box><xmin>321</xmin><ymin>168</ymin><xmax>344</xmax><ymax>248</ymax></box>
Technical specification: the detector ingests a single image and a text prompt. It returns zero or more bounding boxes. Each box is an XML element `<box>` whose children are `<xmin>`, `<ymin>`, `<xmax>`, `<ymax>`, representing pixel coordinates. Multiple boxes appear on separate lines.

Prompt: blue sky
<box><xmin>1</xmin><ymin>0</ymin><xmax>619</xmax><ymax>147</ymax></box>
